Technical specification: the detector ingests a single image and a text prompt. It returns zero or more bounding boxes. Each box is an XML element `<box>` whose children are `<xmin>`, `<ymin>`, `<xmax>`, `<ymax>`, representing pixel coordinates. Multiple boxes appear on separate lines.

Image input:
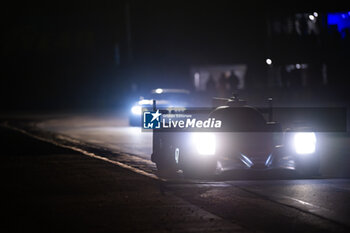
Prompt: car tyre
<box><xmin>155</xmin><ymin>145</ymin><xmax>178</xmax><ymax>177</ymax></box>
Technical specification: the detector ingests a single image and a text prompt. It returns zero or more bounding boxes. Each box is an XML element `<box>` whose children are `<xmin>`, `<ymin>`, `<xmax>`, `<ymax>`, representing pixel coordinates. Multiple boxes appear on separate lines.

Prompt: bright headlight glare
<box><xmin>294</xmin><ymin>132</ymin><xmax>316</xmax><ymax>154</ymax></box>
<box><xmin>192</xmin><ymin>133</ymin><xmax>216</xmax><ymax>155</ymax></box>
<box><xmin>131</xmin><ymin>105</ymin><xmax>142</xmax><ymax>115</ymax></box>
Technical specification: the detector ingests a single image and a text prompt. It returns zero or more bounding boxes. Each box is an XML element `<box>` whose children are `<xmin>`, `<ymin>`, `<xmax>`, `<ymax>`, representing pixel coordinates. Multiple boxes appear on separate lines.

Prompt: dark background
<box><xmin>1</xmin><ymin>1</ymin><xmax>349</xmax><ymax>111</ymax></box>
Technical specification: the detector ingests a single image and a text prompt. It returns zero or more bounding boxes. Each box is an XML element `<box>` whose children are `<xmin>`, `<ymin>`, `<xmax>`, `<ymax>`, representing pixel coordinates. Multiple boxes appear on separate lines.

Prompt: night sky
<box><xmin>1</xmin><ymin>1</ymin><xmax>348</xmax><ymax>110</ymax></box>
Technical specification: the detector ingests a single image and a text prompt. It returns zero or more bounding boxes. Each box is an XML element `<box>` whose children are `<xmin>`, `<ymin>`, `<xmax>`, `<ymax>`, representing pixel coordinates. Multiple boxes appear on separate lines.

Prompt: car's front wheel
<box><xmin>154</xmin><ymin>144</ymin><xmax>179</xmax><ymax>177</ymax></box>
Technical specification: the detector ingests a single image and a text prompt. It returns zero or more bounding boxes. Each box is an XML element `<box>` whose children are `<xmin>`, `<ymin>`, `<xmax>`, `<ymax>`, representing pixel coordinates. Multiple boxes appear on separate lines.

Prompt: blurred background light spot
<box><xmin>266</xmin><ymin>58</ymin><xmax>272</xmax><ymax>65</ymax></box>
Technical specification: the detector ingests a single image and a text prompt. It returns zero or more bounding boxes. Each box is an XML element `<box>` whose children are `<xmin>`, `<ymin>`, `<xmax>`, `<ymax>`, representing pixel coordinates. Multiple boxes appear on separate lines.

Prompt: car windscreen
<box><xmin>150</xmin><ymin>93</ymin><xmax>190</xmax><ymax>101</ymax></box>
<box><xmin>210</xmin><ymin>106</ymin><xmax>268</xmax><ymax>132</ymax></box>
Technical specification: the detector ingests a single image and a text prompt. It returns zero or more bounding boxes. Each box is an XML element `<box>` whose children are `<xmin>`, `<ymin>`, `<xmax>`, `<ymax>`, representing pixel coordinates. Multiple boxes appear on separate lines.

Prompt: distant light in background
<box><xmin>155</xmin><ymin>88</ymin><xmax>163</xmax><ymax>94</ymax></box>
<box><xmin>194</xmin><ymin>72</ymin><xmax>200</xmax><ymax>89</ymax></box>
<box><xmin>296</xmin><ymin>64</ymin><xmax>301</xmax><ymax>69</ymax></box>
<box><xmin>266</xmin><ymin>58</ymin><xmax>272</xmax><ymax>65</ymax></box>
<box><xmin>313</xmin><ymin>12</ymin><xmax>318</xmax><ymax>17</ymax></box>
<box><xmin>309</xmin><ymin>15</ymin><xmax>315</xmax><ymax>21</ymax></box>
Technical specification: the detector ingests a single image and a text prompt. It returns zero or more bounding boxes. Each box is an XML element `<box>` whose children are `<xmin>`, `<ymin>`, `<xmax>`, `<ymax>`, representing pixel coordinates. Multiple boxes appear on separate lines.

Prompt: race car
<box><xmin>151</xmin><ymin>95</ymin><xmax>320</xmax><ymax>178</ymax></box>
<box><xmin>129</xmin><ymin>88</ymin><xmax>191</xmax><ymax>126</ymax></box>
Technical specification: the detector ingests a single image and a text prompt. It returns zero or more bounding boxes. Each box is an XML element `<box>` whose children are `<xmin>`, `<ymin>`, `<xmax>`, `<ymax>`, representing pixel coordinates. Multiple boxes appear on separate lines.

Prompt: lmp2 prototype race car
<box><xmin>129</xmin><ymin>88</ymin><xmax>191</xmax><ymax>126</ymax></box>
<box><xmin>151</xmin><ymin>95</ymin><xmax>320</xmax><ymax>178</ymax></box>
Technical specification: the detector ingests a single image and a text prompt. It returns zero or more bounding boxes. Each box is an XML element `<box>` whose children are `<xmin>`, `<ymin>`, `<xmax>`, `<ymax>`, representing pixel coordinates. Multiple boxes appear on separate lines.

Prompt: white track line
<box><xmin>2</xmin><ymin>123</ymin><xmax>165</xmax><ymax>182</ymax></box>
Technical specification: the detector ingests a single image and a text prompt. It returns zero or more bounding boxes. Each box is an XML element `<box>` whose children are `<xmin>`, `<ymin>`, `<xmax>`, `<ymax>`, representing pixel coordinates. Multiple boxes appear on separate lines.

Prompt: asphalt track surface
<box><xmin>2</xmin><ymin>112</ymin><xmax>350</xmax><ymax>232</ymax></box>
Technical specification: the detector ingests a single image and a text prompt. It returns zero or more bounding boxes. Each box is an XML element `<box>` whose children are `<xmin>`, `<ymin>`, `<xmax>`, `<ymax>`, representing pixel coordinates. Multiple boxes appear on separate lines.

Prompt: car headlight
<box><xmin>131</xmin><ymin>105</ymin><xmax>142</xmax><ymax>115</ymax></box>
<box><xmin>192</xmin><ymin>132</ymin><xmax>216</xmax><ymax>156</ymax></box>
<box><xmin>294</xmin><ymin>132</ymin><xmax>316</xmax><ymax>154</ymax></box>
